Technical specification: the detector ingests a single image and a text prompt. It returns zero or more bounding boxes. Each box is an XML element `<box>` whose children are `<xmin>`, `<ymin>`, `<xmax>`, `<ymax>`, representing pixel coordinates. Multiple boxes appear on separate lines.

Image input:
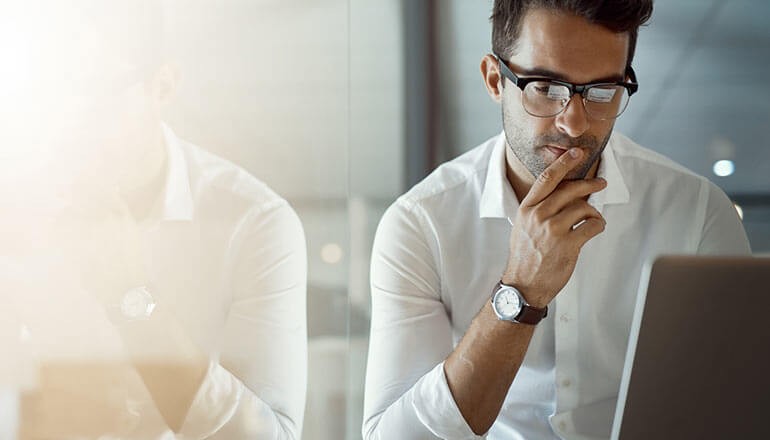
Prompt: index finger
<box><xmin>521</xmin><ymin>147</ymin><xmax>584</xmax><ymax>207</ymax></box>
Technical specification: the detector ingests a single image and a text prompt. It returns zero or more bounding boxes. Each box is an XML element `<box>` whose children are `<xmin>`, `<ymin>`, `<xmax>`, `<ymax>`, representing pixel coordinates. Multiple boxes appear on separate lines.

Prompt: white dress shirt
<box><xmin>4</xmin><ymin>125</ymin><xmax>307</xmax><ymax>439</ymax></box>
<box><xmin>159</xmin><ymin>126</ymin><xmax>307</xmax><ymax>439</ymax></box>
<box><xmin>363</xmin><ymin>131</ymin><xmax>750</xmax><ymax>440</ymax></box>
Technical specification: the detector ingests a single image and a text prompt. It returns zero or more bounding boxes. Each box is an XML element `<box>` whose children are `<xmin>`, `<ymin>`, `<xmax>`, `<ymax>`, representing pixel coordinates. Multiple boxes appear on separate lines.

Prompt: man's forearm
<box><xmin>117</xmin><ymin>316</ymin><xmax>209</xmax><ymax>432</ymax></box>
<box><xmin>444</xmin><ymin>302</ymin><xmax>537</xmax><ymax>435</ymax></box>
<box><xmin>133</xmin><ymin>360</ymin><xmax>209</xmax><ymax>432</ymax></box>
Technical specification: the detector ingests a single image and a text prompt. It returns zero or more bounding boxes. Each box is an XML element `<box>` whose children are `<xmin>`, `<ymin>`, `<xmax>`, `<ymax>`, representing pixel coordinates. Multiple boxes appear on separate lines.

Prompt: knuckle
<box><xmin>538</xmin><ymin>170</ymin><xmax>556</xmax><ymax>183</ymax></box>
<box><xmin>531</xmin><ymin>206</ymin><xmax>547</xmax><ymax>223</ymax></box>
<box><xmin>572</xmin><ymin>202</ymin><xmax>592</xmax><ymax>216</ymax></box>
<box><xmin>590</xmin><ymin>218</ymin><xmax>606</xmax><ymax>234</ymax></box>
<box><xmin>576</xmin><ymin>219</ymin><xmax>604</xmax><ymax>241</ymax></box>
<box><xmin>543</xmin><ymin>218</ymin><xmax>559</xmax><ymax>235</ymax></box>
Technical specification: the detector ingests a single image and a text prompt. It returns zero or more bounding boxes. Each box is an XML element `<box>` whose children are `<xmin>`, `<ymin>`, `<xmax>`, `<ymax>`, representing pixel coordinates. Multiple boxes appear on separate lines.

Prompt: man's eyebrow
<box><xmin>519</xmin><ymin>66</ymin><xmax>625</xmax><ymax>84</ymax></box>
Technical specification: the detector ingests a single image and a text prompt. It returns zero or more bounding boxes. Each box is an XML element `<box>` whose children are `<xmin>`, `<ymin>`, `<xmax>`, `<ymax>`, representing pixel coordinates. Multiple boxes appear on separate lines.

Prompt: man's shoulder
<box><xmin>610</xmin><ymin>132</ymin><xmax>706</xmax><ymax>187</ymax></box>
<box><xmin>176</xmin><ymin>136</ymin><xmax>288</xmax><ymax>213</ymax></box>
<box><xmin>397</xmin><ymin>134</ymin><xmax>499</xmax><ymax>209</ymax></box>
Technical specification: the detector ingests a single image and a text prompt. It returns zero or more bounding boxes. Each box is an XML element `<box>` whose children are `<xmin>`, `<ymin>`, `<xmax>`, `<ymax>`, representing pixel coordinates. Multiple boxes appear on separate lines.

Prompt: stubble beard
<box><xmin>501</xmin><ymin>102</ymin><xmax>612</xmax><ymax>181</ymax></box>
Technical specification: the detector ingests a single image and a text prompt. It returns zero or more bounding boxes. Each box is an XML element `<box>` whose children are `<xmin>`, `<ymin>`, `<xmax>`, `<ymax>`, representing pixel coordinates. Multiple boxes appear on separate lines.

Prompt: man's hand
<box><xmin>502</xmin><ymin>148</ymin><xmax>607</xmax><ymax>307</ymax></box>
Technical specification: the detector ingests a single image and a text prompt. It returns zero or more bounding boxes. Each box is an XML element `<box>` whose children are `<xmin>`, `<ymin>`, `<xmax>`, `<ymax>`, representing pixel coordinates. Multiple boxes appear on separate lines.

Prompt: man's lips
<box><xmin>544</xmin><ymin>145</ymin><xmax>569</xmax><ymax>158</ymax></box>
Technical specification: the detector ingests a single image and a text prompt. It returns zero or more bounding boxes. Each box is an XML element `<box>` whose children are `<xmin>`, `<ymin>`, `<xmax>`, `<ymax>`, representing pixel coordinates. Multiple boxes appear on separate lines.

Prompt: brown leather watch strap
<box><xmin>515</xmin><ymin>304</ymin><xmax>548</xmax><ymax>325</ymax></box>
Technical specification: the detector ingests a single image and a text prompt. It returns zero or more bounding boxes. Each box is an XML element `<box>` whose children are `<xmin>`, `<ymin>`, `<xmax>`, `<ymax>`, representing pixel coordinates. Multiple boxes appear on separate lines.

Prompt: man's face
<box><xmin>1</xmin><ymin>7</ymin><xmax>163</xmax><ymax>188</ymax></box>
<box><xmin>58</xmin><ymin>72</ymin><xmax>164</xmax><ymax>192</ymax></box>
<box><xmin>499</xmin><ymin>8</ymin><xmax>630</xmax><ymax>180</ymax></box>
<box><xmin>5</xmin><ymin>6</ymin><xmax>167</xmax><ymax>198</ymax></box>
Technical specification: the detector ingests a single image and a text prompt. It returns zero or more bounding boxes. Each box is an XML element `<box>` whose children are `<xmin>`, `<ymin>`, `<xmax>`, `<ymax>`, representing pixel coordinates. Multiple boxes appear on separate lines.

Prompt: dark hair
<box><xmin>491</xmin><ymin>0</ymin><xmax>653</xmax><ymax>68</ymax></box>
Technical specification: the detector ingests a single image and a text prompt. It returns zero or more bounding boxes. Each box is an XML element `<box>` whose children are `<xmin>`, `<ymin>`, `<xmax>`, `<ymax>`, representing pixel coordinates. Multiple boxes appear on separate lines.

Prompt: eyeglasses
<box><xmin>495</xmin><ymin>53</ymin><xmax>639</xmax><ymax>120</ymax></box>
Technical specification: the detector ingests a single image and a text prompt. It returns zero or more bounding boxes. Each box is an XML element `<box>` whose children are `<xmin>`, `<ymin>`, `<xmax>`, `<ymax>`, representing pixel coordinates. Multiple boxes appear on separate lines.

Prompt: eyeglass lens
<box><xmin>522</xmin><ymin>81</ymin><xmax>630</xmax><ymax>119</ymax></box>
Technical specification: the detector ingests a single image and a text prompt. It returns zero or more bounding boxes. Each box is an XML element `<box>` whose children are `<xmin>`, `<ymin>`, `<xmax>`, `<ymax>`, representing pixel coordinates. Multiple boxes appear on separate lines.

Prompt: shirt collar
<box><xmin>158</xmin><ymin>123</ymin><xmax>194</xmax><ymax>222</ymax></box>
<box><xmin>479</xmin><ymin>132</ymin><xmax>520</xmax><ymax>220</ymax></box>
<box><xmin>589</xmin><ymin>133</ymin><xmax>630</xmax><ymax>209</ymax></box>
<box><xmin>479</xmin><ymin>131</ymin><xmax>630</xmax><ymax>220</ymax></box>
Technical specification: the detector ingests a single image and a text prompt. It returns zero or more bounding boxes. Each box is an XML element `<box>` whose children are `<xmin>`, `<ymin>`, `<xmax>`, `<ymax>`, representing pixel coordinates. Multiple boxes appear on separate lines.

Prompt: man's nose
<box><xmin>554</xmin><ymin>95</ymin><xmax>590</xmax><ymax>138</ymax></box>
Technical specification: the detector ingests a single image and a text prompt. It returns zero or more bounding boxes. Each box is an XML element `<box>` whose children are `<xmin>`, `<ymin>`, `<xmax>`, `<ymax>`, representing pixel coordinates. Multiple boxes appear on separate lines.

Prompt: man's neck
<box><xmin>119</xmin><ymin>136</ymin><xmax>169</xmax><ymax>222</ymax></box>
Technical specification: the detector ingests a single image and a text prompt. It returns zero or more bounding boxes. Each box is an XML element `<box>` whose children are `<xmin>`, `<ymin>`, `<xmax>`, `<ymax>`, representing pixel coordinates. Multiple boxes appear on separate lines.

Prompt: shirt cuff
<box><xmin>411</xmin><ymin>362</ymin><xmax>487</xmax><ymax>440</ymax></box>
<box><xmin>177</xmin><ymin>360</ymin><xmax>244</xmax><ymax>439</ymax></box>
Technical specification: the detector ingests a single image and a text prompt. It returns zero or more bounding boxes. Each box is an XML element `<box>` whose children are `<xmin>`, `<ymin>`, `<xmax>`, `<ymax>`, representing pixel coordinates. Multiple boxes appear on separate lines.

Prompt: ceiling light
<box><xmin>320</xmin><ymin>243</ymin><xmax>343</xmax><ymax>264</ymax></box>
<box><xmin>713</xmin><ymin>160</ymin><xmax>734</xmax><ymax>177</ymax></box>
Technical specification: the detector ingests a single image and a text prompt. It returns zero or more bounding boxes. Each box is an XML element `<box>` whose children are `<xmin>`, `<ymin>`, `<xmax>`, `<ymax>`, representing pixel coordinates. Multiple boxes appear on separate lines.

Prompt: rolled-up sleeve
<box><xmin>363</xmin><ymin>200</ymin><xmax>484</xmax><ymax>440</ymax></box>
<box><xmin>179</xmin><ymin>200</ymin><xmax>307</xmax><ymax>439</ymax></box>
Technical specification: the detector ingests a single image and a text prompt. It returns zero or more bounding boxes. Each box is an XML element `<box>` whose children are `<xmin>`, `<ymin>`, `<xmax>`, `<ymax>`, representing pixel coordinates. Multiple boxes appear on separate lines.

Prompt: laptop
<box><xmin>611</xmin><ymin>255</ymin><xmax>770</xmax><ymax>439</ymax></box>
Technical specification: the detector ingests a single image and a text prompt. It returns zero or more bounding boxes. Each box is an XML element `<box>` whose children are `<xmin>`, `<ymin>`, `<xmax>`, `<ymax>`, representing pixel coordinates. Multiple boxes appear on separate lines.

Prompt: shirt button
<box><xmin>560</xmin><ymin>314</ymin><xmax>570</xmax><ymax>323</ymax></box>
<box><xmin>558</xmin><ymin>421</ymin><xmax>567</xmax><ymax>431</ymax></box>
<box><xmin>561</xmin><ymin>378</ymin><xmax>572</xmax><ymax>387</ymax></box>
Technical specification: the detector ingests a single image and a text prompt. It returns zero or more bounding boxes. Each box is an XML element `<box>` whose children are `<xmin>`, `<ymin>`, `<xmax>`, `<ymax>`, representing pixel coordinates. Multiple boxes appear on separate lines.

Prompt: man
<box><xmin>1</xmin><ymin>3</ymin><xmax>306</xmax><ymax>438</ymax></box>
<box><xmin>363</xmin><ymin>1</ymin><xmax>750</xmax><ymax>439</ymax></box>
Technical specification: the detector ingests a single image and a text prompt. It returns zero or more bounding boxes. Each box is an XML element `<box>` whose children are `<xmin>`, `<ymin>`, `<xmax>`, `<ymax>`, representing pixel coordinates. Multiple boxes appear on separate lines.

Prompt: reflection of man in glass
<box><xmin>2</xmin><ymin>2</ymin><xmax>306</xmax><ymax>438</ymax></box>
<box><xmin>364</xmin><ymin>1</ymin><xmax>750</xmax><ymax>439</ymax></box>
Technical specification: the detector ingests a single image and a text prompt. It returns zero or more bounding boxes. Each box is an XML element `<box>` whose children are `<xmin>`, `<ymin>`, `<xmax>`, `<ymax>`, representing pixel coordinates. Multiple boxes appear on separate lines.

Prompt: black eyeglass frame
<box><xmin>494</xmin><ymin>53</ymin><xmax>639</xmax><ymax>118</ymax></box>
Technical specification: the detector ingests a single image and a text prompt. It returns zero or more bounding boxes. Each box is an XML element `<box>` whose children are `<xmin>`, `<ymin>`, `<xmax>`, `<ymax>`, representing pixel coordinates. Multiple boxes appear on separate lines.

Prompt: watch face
<box><xmin>494</xmin><ymin>288</ymin><xmax>522</xmax><ymax>319</ymax></box>
<box><xmin>121</xmin><ymin>286</ymin><xmax>156</xmax><ymax>321</ymax></box>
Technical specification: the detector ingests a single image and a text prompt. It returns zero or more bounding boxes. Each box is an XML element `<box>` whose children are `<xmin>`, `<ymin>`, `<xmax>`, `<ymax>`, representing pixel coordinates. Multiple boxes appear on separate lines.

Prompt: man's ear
<box><xmin>147</xmin><ymin>63</ymin><xmax>179</xmax><ymax>104</ymax></box>
<box><xmin>480</xmin><ymin>54</ymin><xmax>503</xmax><ymax>103</ymax></box>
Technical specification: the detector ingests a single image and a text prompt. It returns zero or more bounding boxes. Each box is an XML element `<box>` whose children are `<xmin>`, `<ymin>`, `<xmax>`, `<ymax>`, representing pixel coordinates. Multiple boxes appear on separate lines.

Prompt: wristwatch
<box><xmin>491</xmin><ymin>281</ymin><xmax>548</xmax><ymax>325</ymax></box>
<box><xmin>105</xmin><ymin>285</ymin><xmax>157</xmax><ymax>324</ymax></box>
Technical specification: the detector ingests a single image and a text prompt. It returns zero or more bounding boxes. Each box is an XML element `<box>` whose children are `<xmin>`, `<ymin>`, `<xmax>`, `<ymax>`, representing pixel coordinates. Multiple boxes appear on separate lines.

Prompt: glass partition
<box><xmin>0</xmin><ymin>1</ymin><xmax>353</xmax><ymax>438</ymax></box>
